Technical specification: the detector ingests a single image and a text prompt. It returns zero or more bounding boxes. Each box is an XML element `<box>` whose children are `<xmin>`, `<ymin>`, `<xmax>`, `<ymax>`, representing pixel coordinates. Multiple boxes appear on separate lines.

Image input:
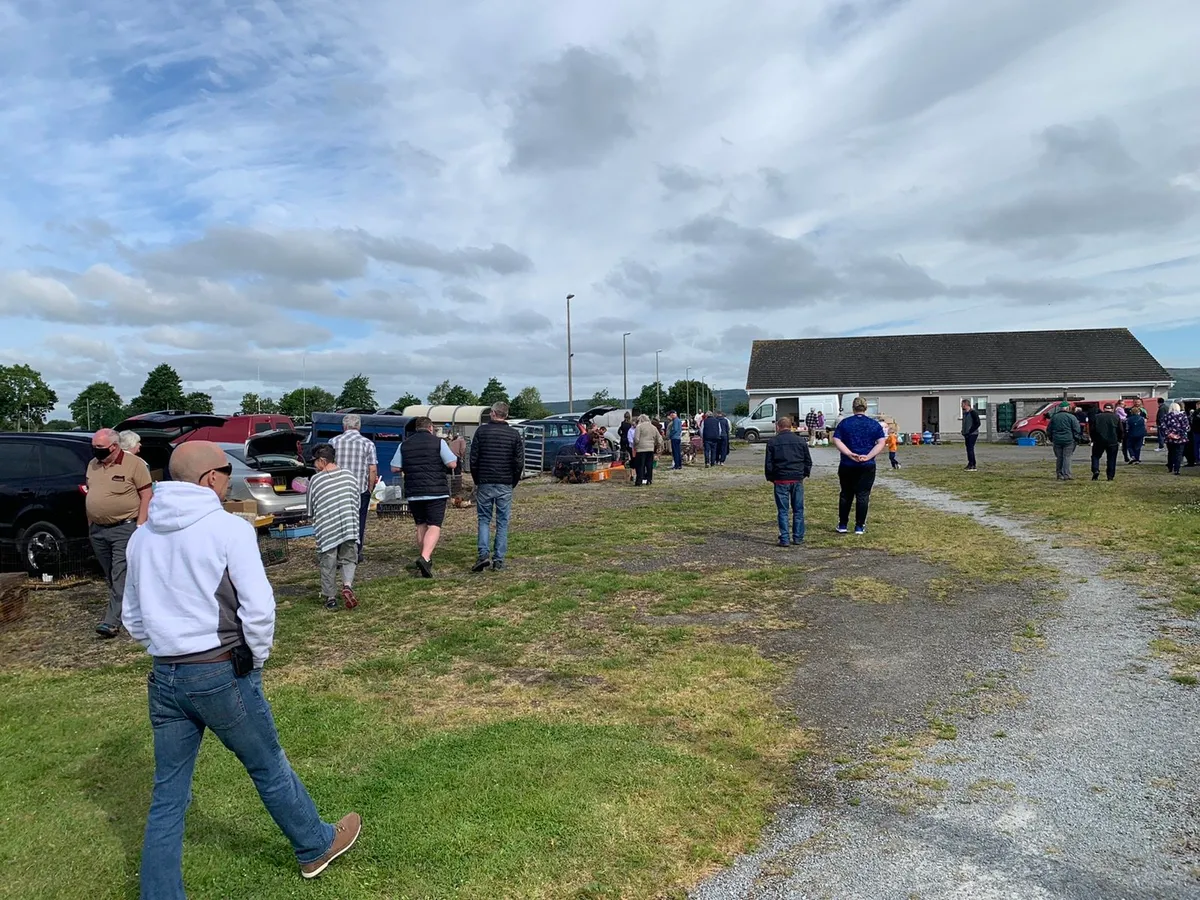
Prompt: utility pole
<box><xmin>86</xmin><ymin>398</ymin><xmax>92</xmax><ymax>431</ymax></box>
<box><xmin>566</xmin><ymin>294</ymin><xmax>575</xmax><ymax>414</ymax></box>
<box><xmin>685</xmin><ymin>366</ymin><xmax>691</xmax><ymax>428</ymax></box>
<box><xmin>655</xmin><ymin>350</ymin><xmax>662</xmax><ymax>418</ymax></box>
<box><xmin>622</xmin><ymin>332</ymin><xmax>631</xmax><ymax>411</ymax></box>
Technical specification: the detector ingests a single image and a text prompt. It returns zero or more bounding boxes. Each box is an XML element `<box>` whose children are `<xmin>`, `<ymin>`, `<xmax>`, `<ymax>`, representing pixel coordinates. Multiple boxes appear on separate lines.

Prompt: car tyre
<box><xmin>19</xmin><ymin>520</ymin><xmax>69</xmax><ymax>576</ymax></box>
<box><xmin>744</xmin><ymin>430</ymin><xmax>760</xmax><ymax>443</ymax></box>
<box><xmin>1030</xmin><ymin>430</ymin><xmax>1047</xmax><ymax>446</ymax></box>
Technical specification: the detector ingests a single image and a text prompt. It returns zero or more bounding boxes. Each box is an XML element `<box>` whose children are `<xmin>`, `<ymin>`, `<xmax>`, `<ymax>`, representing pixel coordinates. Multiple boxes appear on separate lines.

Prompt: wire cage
<box><xmin>258</xmin><ymin>533</ymin><xmax>289</xmax><ymax>568</ymax></box>
<box><xmin>376</xmin><ymin>501</ymin><xmax>410</xmax><ymax>519</ymax></box>
<box><xmin>0</xmin><ymin>536</ymin><xmax>99</xmax><ymax>584</ymax></box>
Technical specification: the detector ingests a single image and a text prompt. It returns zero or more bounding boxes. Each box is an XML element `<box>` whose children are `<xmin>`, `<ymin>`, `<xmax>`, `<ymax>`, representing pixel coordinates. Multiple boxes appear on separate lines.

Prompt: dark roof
<box><xmin>747</xmin><ymin>328</ymin><xmax>1173</xmax><ymax>392</ymax></box>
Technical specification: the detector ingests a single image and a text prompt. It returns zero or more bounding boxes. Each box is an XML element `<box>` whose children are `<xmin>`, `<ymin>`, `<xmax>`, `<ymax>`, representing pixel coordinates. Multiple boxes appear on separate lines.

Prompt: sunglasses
<box><xmin>198</xmin><ymin>464</ymin><xmax>234</xmax><ymax>482</ymax></box>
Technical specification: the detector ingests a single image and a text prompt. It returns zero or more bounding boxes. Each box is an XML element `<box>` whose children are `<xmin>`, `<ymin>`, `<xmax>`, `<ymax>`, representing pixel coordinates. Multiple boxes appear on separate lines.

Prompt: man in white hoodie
<box><xmin>122</xmin><ymin>441</ymin><xmax>360</xmax><ymax>898</ymax></box>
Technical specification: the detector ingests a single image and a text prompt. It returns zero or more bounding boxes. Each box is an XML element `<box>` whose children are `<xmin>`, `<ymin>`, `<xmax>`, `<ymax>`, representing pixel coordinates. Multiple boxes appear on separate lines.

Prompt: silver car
<box><xmin>219</xmin><ymin>434</ymin><xmax>310</xmax><ymax>523</ymax></box>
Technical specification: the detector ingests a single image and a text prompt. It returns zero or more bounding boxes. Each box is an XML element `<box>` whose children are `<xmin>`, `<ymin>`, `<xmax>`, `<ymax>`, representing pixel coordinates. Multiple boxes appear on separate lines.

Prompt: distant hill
<box><xmin>543</xmin><ymin>389</ymin><xmax>750</xmax><ymax>416</ymax></box>
<box><xmin>1171</xmin><ymin>368</ymin><xmax>1200</xmax><ymax>397</ymax></box>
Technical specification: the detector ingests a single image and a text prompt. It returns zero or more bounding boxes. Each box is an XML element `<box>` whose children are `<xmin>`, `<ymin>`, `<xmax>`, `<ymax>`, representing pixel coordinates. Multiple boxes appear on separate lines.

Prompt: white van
<box><xmin>736</xmin><ymin>395</ymin><xmax>841</xmax><ymax>442</ymax></box>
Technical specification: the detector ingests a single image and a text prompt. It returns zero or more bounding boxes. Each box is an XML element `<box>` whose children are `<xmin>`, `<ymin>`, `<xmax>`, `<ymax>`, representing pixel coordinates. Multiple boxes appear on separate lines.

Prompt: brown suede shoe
<box><xmin>300</xmin><ymin>813</ymin><xmax>361</xmax><ymax>879</ymax></box>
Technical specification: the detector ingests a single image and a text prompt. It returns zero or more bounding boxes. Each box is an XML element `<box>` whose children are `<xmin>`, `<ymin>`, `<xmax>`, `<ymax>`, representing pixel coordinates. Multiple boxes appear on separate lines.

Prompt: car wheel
<box><xmin>1030</xmin><ymin>430</ymin><xmax>1047</xmax><ymax>446</ymax></box>
<box><xmin>744</xmin><ymin>430</ymin><xmax>760</xmax><ymax>443</ymax></box>
<box><xmin>19</xmin><ymin>521</ymin><xmax>68</xmax><ymax>576</ymax></box>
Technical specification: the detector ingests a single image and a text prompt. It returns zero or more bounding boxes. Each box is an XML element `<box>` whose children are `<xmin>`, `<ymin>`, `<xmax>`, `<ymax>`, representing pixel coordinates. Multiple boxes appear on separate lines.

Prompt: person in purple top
<box><xmin>831</xmin><ymin>398</ymin><xmax>887</xmax><ymax>535</ymax></box>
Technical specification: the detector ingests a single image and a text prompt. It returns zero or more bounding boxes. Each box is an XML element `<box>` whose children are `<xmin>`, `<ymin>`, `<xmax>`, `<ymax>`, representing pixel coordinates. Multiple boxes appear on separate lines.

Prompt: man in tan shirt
<box><xmin>86</xmin><ymin>427</ymin><xmax>152</xmax><ymax>638</ymax></box>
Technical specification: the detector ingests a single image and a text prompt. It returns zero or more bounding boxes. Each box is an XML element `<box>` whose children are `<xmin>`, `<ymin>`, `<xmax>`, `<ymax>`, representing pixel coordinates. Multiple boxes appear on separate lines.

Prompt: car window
<box><xmin>752</xmin><ymin>404</ymin><xmax>774</xmax><ymax>420</ymax></box>
<box><xmin>39</xmin><ymin>443</ymin><xmax>87</xmax><ymax>477</ymax></box>
<box><xmin>0</xmin><ymin>442</ymin><xmax>40</xmax><ymax>479</ymax></box>
<box><xmin>254</xmin><ymin>422</ymin><xmax>272</xmax><ymax>433</ymax></box>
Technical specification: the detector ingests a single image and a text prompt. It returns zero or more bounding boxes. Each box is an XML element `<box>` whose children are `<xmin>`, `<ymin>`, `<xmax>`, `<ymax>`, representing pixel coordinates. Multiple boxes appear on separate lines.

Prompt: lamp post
<box><xmin>655</xmin><ymin>349</ymin><xmax>662</xmax><ymax>418</ymax></box>
<box><xmin>685</xmin><ymin>366</ymin><xmax>692</xmax><ymax>428</ymax></box>
<box><xmin>566</xmin><ymin>294</ymin><xmax>575</xmax><ymax>414</ymax></box>
<box><xmin>622</xmin><ymin>332</ymin><xmax>631</xmax><ymax>410</ymax></box>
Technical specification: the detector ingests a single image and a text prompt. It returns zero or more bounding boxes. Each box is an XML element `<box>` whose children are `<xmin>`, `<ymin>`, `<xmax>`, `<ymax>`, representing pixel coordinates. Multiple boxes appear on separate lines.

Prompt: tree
<box><xmin>478</xmin><ymin>377</ymin><xmax>509</xmax><ymax>406</ymax></box>
<box><xmin>391</xmin><ymin>393</ymin><xmax>423</xmax><ymax>412</ymax></box>
<box><xmin>509</xmin><ymin>386</ymin><xmax>549</xmax><ymax>419</ymax></box>
<box><xmin>633</xmin><ymin>382</ymin><xmax>666</xmax><ymax>417</ymax></box>
<box><xmin>183</xmin><ymin>391</ymin><xmax>214</xmax><ymax>414</ymax></box>
<box><xmin>239</xmin><ymin>393</ymin><xmax>279</xmax><ymax>415</ymax></box>
<box><xmin>733</xmin><ymin>401</ymin><xmax>750</xmax><ymax>417</ymax></box>
<box><xmin>0</xmin><ymin>364</ymin><xmax>59</xmax><ymax>430</ymax></box>
<box><xmin>44</xmin><ymin>418</ymin><xmax>77</xmax><ymax>432</ymax></box>
<box><xmin>279</xmin><ymin>386</ymin><xmax>336</xmax><ymax>420</ymax></box>
<box><xmin>70</xmin><ymin>381</ymin><xmax>124</xmax><ymax>430</ymax></box>
<box><xmin>427</xmin><ymin>380</ymin><xmax>451</xmax><ymax>405</ymax></box>
<box><xmin>588</xmin><ymin>388</ymin><xmax>614</xmax><ymax>407</ymax></box>
<box><xmin>336</xmin><ymin>373</ymin><xmax>376</xmax><ymax>410</ymax></box>
<box><xmin>664</xmin><ymin>380</ymin><xmax>714</xmax><ymax>417</ymax></box>
<box><xmin>129</xmin><ymin>364</ymin><xmax>185</xmax><ymax>414</ymax></box>
<box><xmin>444</xmin><ymin>384</ymin><xmax>479</xmax><ymax>405</ymax></box>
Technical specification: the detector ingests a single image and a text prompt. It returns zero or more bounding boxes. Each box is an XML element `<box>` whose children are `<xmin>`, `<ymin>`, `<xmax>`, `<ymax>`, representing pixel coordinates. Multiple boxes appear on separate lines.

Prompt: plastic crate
<box><xmin>1016</xmin><ymin>437</ymin><xmax>1038</xmax><ymax>447</ymax></box>
<box><xmin>269</xmin><ymin>524</ymin><xmax>314</xmax><ymax>539</ymax></box>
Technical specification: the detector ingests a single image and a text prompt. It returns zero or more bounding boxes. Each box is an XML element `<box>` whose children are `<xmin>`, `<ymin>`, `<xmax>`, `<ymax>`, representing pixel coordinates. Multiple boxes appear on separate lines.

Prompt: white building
<box><xmin>744</xmin><ymin>328</ymin><xmax>1174</xmax><ymax>440</ymax></box>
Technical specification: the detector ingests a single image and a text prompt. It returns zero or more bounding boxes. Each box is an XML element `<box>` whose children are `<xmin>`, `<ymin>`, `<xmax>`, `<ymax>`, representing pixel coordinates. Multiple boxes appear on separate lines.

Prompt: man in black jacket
<box><xmin>393</xmin><ymin>417</ymin><xmax>457</xmax><ymax>578</ymax></box>
<box><xmin>765</xmin><ymin>418</ymin><xmax>813</xmax><ymax>547</ymax></box>
<box><xmin>468</xmin><ymin>402</ymin><xmax>524</xmax><ymax>572</ymax></box>
<box><xmin>961</xmin><ymin>399</ymin><xmax>981</xmax><ymax>471</ymax></box>
<box><xmin>1090</xmin><ymin>403</ymin><xmax>1124</xmax><ymax>481</ymax></box>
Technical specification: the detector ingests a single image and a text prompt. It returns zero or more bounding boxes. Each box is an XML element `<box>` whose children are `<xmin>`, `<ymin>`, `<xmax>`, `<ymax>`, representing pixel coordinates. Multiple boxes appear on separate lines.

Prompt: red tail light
<box><xmin>244</xmin><ymin>475</ymin><xmax>273</xmax><ymax>489</ymax></box>
<box><xmin>78</xmin><ymin>484</ymin><xmax>88</xmax><ymax>494</ymax></box>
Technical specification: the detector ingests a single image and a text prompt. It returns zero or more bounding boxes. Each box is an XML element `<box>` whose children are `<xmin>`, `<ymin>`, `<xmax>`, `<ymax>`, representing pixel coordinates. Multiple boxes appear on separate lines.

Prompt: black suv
<box><xmin>0</xmin><ymin>433</ymin><xmax>93</xmax><ymax>573</ymax></box>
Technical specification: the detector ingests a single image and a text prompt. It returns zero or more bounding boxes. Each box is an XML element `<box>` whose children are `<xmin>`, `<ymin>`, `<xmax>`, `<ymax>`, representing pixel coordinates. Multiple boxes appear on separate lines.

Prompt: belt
<box><xmin>174</xmin><ymin>651</ymin><xmax>233</xmax><ymax>664</ymax></box>
<box><xmin>94</xmin><ymin>519</ymin><xmax>136</xmax><ymax>528</ymax></box>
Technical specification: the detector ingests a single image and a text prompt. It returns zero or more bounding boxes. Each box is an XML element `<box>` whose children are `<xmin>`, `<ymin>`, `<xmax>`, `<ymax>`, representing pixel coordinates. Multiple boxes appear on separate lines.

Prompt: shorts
<box><xmin>409</xmin><ymin>498</ymin><xmax>447</xmax><ymax>527</ymax></box>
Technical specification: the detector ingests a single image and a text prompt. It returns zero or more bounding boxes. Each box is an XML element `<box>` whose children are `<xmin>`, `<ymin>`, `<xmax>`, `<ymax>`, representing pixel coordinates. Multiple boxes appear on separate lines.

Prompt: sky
<box><xmin>2</xmin><ymin>0</ymin><xmax>1199</xmax><ymax>416</ymax></box>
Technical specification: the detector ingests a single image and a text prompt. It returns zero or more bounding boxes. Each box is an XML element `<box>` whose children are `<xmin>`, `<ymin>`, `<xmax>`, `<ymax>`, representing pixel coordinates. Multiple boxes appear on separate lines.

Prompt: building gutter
<box><xmin>747</xmin><ymin>380</ymin><xmax>1175</xmax><ymax>394</ymax></box>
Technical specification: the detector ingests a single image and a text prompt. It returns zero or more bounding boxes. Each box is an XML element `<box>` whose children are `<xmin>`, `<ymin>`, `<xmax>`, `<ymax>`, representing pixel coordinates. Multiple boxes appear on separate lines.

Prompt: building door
<box><xmin>922</xmin><ymin>397</ymin><xmax>940</xmax><ymax>433</ymax></box>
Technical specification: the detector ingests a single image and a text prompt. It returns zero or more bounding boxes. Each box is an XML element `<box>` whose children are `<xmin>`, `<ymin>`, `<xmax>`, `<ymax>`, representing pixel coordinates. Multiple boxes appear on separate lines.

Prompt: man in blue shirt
<box><xmin>666</xmin><ymin>411</ymin><xmax>684</xmax><ymax>470</ymax></box>
<box><xmin>831</xmin><ymin>398</ymin><xmax>886</xmax><ymax>535</ymax></box>
<box><xmin>701</xmin><ymin>412</ymin><xmax>722</xmax><ymax>468</ymax></box>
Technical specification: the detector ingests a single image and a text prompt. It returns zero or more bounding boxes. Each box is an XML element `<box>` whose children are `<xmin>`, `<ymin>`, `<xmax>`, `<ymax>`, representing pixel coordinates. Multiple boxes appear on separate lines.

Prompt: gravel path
<box><xmin>693</xmin><ymin>473</ymin><xmax>1200</xmax><ymax>900</ymax></box>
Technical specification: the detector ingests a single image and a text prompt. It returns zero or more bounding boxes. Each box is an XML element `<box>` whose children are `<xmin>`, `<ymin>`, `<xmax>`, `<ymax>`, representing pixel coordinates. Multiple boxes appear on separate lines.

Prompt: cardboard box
<box><xmin>223</xmin><ymin>500</ymin><xmax>258</xmax><ymax>514</ymax></box>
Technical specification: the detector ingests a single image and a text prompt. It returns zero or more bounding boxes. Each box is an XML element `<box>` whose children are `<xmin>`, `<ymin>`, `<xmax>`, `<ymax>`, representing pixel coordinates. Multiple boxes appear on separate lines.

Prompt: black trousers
<box><xmin>635</xmin><ymin>451</ymin><xmax>655</xmax><ymax>485</ymax></box>
<box><xmin>1091</xmin><ymin>442</ymin><xmax>1118</xmax><ymax>480</ymax></box>
<box><xmin>837</xmin><ymin>465</ymin><xmax>877</xmax><ymax>528</ymax></box>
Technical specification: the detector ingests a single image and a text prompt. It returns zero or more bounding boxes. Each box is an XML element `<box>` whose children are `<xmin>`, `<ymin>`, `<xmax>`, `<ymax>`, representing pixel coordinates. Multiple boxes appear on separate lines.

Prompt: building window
<box><xmin>968</xmin><ymin>396</ymin><xmax>988</xmax><ymax>412</ymax></box>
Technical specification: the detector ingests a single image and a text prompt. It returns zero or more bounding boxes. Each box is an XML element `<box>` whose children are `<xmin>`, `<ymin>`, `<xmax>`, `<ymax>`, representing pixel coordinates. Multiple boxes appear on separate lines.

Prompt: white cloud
<box><xmin>1</xmin><ymin>0</ymin><xmax>1198</xmax><ymax>421</ymax></box>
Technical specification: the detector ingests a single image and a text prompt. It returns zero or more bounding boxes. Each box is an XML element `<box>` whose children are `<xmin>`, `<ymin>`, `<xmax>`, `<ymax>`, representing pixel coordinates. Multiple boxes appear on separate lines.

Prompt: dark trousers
<box><xmin>89</xmin><ymin>521</ymin><xmax>136</xmax><ymax>628</ymax></box>
<box><xmin>1128</xmin><ymin>436</ymin><xmax>1144</xmax><ymax>462</ymax></box>
<box><xmin>704</xmin><ymin>439</ymin><xmax>719</xmax><ymax>466</ymax></box>
<box><xmin>1091</xmin><ymin>442</ymin><xmax>1118</xmax><ymax>480</ymax></box>
<box><xmin>964</xmin><ymin>433</ymin><xmax>978</xmax><ymax>467</ymax></box>
<box><xmin>1121</xmin><ymin>434</ymin><xmax>1130</xmax><ymax>462</ymax></box>
<box><xmin>719</xmin><ymin>437</ymin><xmax>729</xmax><ymax>463</ymax></box>
<box><xmin>635</xmin><ymin>451</ymin><xmax>655</xmax><ymax>485</ymax></box>
<box><xmin>671</xmin><ymin>438</ymin><xmax>682</xmax><ymax>469</ymax></box>
<box><xmin>888</xmin><ymin>451</ymin><xmax>899</xmax><ymax>468</ymax></box>
<box><xmin>357</xmin><ymin>491</ymin><xmax>370</xmax><ymax>559</ymax></box>
<box><xmin>837</xmin><ymin>465</ymin><xmax>877</xmax><ymax>529</ymax></box>
<box><xmin>1168</xmin><ymin>443</ymin><xmax>1184</xmax><ymax>474</ymax></box>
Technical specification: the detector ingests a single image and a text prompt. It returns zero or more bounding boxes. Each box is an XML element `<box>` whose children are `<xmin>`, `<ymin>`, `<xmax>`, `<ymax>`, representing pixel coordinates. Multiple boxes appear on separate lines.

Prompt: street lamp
<box><xmin>685</xmin><ymin>366</ymin><xmax>692</xmax><ymax>426</ymax></box>
<box><xmin>566</xmin><ymin>294</ymin><xmax>575</xmax><ymax>414</ymax></box>
<box><xmin>655</xmin><ymin>349</ymin><xmax>663</xmax><ymax>418</ymax></box>
<box><xmin>622</xmin><ymin>332</ymin><xmax>632</xmax><ymax>411</ymax></box>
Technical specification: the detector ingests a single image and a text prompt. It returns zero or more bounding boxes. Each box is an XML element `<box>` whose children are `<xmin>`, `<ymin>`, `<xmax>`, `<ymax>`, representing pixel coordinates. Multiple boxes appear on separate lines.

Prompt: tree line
<box><xmin>6</xmin><ymin>361</ymin><xmax>745</xmax><ymax>433</ymax></box>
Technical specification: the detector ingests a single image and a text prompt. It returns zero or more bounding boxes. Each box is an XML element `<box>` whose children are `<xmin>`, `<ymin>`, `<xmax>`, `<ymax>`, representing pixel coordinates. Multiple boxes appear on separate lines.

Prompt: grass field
<box><xmin>0</xmin><ymin>460</ymin><xmax>1051</xmax><ymax>899</ymax></box>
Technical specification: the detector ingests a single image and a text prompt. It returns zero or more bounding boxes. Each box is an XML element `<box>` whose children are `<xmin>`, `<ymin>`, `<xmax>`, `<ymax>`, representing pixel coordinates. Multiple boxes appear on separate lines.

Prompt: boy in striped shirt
<box><xmin>307</xmin><ymin>444</ymin><xmax>362</xmax><ymax>610</ymax></box>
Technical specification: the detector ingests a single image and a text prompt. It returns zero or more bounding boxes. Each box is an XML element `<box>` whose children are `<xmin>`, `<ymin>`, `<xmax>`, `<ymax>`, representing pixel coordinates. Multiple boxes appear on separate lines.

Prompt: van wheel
<box><xmin>1030</xmin><ymin>430</ymin><xmax>1047</xmax><ymax>446</ymax></box>
<box><xmin>19</xmin><ymin>521</ymin><xmax>67</xmax><ymax>575</ymax></box>
<box><xmin>744</xmin><ymin>430</ymin><xmax>760</xmax><ymax>443</ymax></box>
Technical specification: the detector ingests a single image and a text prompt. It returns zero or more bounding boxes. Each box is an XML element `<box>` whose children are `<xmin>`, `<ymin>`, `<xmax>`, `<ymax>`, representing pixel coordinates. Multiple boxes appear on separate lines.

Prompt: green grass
<box><xmin>0</xmin><ymin>463</ymin><xmax>1042</xmax><ymax>899</ymax></box>
<box><xmin>899</xmin><ymin>463</ymin><xmax>1200</xmax><ymax>615</ymax></box>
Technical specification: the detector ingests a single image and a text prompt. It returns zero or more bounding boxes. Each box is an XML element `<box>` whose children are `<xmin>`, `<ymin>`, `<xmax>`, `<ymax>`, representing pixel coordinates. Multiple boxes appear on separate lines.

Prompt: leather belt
<box><xmin>175</xmin><ymin>650</ymin><xmax>233</xmax><ymax>664</ymax></box>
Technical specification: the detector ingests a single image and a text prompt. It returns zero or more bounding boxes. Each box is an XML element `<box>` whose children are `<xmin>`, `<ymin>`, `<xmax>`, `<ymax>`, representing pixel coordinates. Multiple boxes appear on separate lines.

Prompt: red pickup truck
<box><xmin>1011</xmin><ymin>399</ymin><xmax>1158</xmax><ymax>445</ymax></box>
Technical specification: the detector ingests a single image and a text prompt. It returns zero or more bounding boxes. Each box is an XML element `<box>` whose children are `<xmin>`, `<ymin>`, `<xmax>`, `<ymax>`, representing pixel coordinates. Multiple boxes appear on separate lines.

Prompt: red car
<box><xmin>1010</xmin><ymin>398</ymin><xmax>1157</xmax><ymax>445</ymax></box>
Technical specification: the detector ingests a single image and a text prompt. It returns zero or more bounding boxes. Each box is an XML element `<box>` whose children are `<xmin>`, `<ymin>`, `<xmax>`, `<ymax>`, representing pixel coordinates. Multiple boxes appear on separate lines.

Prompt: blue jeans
<box><xmin>476</xmin><ymin>484</ymin><xmax>513</xmax><ymax>562</ymax></box>
<box><xmin>1128</xmin><ymin>436</ymin><xmax>1144</xmax><ymax>462</ymax></box>
<box><xmin>671</xmin><ymin>438</ymin><xmax>682</xmax><ymax>469</ymax></box>
<box><xmin>773</xmin><ymin>482</ymin><xmax>805</xmax><ymax>543</ymax></box>
<box><xmin>141</xmin><ymin>662</ymin><xmax>334</xmax><ymax>900</ymax></box>
<box><xmin>704</xmin><ymin>439</ymin><xmax>719</xmax><ymax>466</ymax></box>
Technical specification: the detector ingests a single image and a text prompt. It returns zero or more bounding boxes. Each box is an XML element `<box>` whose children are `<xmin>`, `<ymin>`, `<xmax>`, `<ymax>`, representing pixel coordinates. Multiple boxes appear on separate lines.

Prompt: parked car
<box><xmin>519</xmin><ymin>406</ymin><xmax>616</xmax><ymax>472</ymax></box>
<box><xmin>1010</xmin><ymin>398</ymin><xmax>1159</xmax><ymax>445</ymax></box>
<box><xmin>123</xmin><ymin>415</ymin><xmax>311</xmax><ymax>523</ymax></box>
<box><xmin>117</xmin><ymin>411</ymin><xmax>296</xmax><ymax>445</ymax></box>
<box><xmin>0</xmin><ymin>433</ymin><xmax>93</xmax><ymax>573</ymax></box>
